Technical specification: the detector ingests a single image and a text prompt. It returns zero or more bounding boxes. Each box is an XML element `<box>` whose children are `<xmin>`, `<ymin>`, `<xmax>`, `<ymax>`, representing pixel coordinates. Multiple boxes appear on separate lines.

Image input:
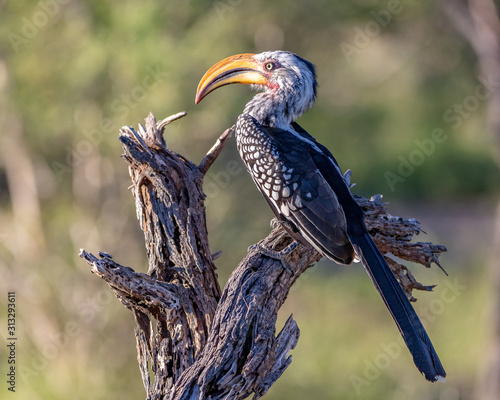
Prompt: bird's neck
<box><xmin>243</xmin><ymin>89</ymin><xmax>314</xmax><ymax>131</ymax></box>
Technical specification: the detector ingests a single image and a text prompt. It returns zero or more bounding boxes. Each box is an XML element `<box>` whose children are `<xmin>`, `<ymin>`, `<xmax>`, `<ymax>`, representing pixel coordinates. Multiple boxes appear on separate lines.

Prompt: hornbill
<box><xmin>195</xmin><ymin>51</ymin><xmax>446</xmax><ymax>382</ymax></box>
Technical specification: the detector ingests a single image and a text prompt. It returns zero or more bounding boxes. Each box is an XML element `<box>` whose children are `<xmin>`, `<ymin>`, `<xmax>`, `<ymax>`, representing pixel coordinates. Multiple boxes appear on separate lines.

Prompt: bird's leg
<box><xmin>248</xmin><ymin>241</ymin><xmax>299</xmax><ymax>259</ymax></box>
<box><xmin>253</xmin><ymin>216</ymin><xmax>305</xmax><ymax>272</ymax></box>
<box><xmin>247</xmin><ymin>241</ymin><xmax>299</xmax><ymax>272</ymax></box>
<box><xmin>270</xmin><ymin>217</ymin><xmax>281</xmax><ymax>229</ymax></box>
<box><xmin>270</xmin><ymin>216</ymin><xmax>298</xmax><ymax>233</ymax></box>
<box><xmin>343</xmin><ymin>169</ymin><xmax>356</xmax><ymax>188</ymax></box>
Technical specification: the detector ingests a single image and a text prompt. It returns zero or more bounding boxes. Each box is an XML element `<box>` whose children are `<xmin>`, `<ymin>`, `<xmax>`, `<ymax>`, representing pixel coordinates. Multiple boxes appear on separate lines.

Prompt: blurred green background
<box><xmin>0</xmin><ymin>0</ymin><xmax>499</xmax><ymax>399</ymax></box>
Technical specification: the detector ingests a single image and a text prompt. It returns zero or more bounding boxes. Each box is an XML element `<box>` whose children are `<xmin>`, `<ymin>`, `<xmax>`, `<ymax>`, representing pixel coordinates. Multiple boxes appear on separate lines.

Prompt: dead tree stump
<box><xmin>80</xmin><ymin>112</ymin><xmax>446</xmax><ymax>400</ymax></box>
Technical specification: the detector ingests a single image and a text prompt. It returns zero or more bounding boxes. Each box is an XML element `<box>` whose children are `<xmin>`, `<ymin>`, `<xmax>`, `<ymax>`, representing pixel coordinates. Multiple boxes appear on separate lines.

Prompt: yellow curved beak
<box><xmin>195</xmin><ymin>53</ymin><xmax>269</xmax><ymax>104</ymax></box>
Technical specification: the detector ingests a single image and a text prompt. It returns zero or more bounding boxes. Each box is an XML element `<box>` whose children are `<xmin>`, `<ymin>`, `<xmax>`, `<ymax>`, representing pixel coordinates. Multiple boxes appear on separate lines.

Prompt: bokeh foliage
<box><xmin>0</xmin><ymin>0</ymin><xmax>497</xmax><ymax>399</ymax></box>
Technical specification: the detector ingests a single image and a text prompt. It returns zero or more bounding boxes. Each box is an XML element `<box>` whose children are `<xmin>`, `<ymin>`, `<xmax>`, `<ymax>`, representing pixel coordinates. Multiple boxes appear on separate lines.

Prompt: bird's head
<box><xmin>195</xmin><ymin>51</ymin><xmax>317</xmax><ymax>129</ymax></box>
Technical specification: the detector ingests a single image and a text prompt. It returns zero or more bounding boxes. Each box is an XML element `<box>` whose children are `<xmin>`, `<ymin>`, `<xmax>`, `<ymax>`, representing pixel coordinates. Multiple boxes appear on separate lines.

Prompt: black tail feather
<box><xmin>349</xmin><ymin>231</ymin><xmax>446</xmax><ymax>382</ymax></box>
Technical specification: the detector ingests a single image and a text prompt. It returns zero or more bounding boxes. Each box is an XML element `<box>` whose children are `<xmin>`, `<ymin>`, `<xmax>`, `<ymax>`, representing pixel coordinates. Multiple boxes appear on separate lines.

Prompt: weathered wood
<box><xmin>80</xmin><ymin>112</ymin><xmax>447</xmax><ymax>400</ymax></box>
<box><xmin>112</xmin><ymin>112</ymin><xmax>221</xmax><ymax>398</ymax></box>
<box><xmin>79</xmin><ymin>250</ymin><xmax>181</xmax><ymax>312</ymax></box>
<box><xmin>170</xmin><ymin>228</ymin><xmax>321</xmax><ymax>400</ymax></box>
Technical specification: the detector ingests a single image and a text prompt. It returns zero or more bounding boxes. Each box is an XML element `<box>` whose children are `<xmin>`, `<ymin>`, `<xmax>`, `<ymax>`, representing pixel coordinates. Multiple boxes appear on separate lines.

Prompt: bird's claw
<box><xmin>344</xmin><ymin>169</ymin><xmax>356</xmax><ymax>188</ymax></box>
<box><xmin>270</xmin><ymin>217</ymin><xmax>298</xmax><ymax>236</ymax></box>
<box><xmin>247</xmin><ymin>241</ymin><xmax>299</xmax><ymax>272</ymax></box>
<box><xmin>270</xmin><ymin>217</ymin><xmax>281</xmax><ymax>229</ymax></box>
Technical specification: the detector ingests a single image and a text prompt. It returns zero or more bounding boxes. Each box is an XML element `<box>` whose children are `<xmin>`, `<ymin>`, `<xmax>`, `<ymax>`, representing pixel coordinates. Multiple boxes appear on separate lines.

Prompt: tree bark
<box><xmin>80</xmin><ymin>112</ymin><xmax>446</xmax><ymax>400</ymax></box>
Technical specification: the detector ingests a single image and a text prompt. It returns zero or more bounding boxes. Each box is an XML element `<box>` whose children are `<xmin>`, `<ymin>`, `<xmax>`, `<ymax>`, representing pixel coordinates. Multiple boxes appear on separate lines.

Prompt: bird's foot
<box><xmin>270</xmin><ymin>217</ymin><xmax>298</xmax><ymax>234</ymax></box>
<box><xmin>248</xmin><ymin>241</ymin><xmax>298</xmax><ymax>259</ymax></box>
<box><xmin>270</xmin><ymin>217</ymin><xmax>281</xmax><ymax>229</ymax></box>
<box><xmin>248</xmin><ymin>241</ymin><xmax>298</xmax><ymax>272</ymax></box>
<box><xmin>343</xmin><ymin>169</ymin><xmax>356</xmax><ymax>188</ymax></box>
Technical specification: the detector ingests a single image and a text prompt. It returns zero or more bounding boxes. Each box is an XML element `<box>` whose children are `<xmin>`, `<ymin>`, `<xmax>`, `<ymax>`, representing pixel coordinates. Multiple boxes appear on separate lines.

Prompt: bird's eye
<box><xmin>265</xmin><ymin>62</ymin><xmax>276</xmax><ymax>71</ymax></box>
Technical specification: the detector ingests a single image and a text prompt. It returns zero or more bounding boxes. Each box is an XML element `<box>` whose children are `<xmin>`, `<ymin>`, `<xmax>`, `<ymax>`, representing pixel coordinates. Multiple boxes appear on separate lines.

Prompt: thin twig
<box><xmin>157</xmin><ymin>111</ymin><xmax>187</xmax><ymax>133</ymax></box>
<box><xmin>198</xmin><ymin>126</ymin><xmax>235</xmax><ymax>175</ymax></box>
